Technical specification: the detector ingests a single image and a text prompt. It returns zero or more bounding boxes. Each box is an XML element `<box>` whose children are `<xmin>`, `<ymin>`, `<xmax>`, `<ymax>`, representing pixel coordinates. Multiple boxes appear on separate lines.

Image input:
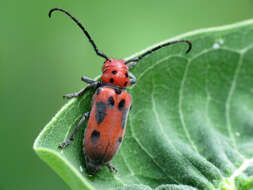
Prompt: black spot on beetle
<box><xmin>110</xmin><ymin>78</ymin><xmax>114</xmax><ymax>83</ymax></box>
<box><xmin>121</xmin><ymin>108</ymin><xmax>128</xmax><ymax>129</ymax></box>
<box><xmin>91</xmin><ymin>130</ymin><xmax>100</xmax><ymax>143</ymax></box>
<box><xmin>107</xmin><ymin>96</ymin><xmax>114</xmax><ymax>108</ymax></box>
<box><xmin>118</xmin><ymin>99</ymin><xmax>125</xmax><ymax>111</ymax></box>
<box><xmin>114</xmin><ymin>88</ymin><xmax>122</xmax><ymax>94</ymax></box>
<box><xmin>118</xmin><ymin>136</ymin><xmax>122</xmax><ymax>143</ymax></box>
<box><xmin>112</xmin><ymin>70</ymin><xmax>117</xmax><ymax>75</ymax></box>
<box><xmin>95</xmin><ymin>101</ymin><xmax>107</xmax><ymax>124</ymax></box>
<box><xmin>96</xmin><ymin>87</ymin><xmax>102</xmax><ymax>96</ymax></box>
<box><xmin>125</xmin><ymin>73</ymin><xmax>128</xmax><ymax>78</ymax></box>
<box><xmin>123</xmin><ymin>81</ymin><xmax>128</xmax><ymax>87</ymax></box>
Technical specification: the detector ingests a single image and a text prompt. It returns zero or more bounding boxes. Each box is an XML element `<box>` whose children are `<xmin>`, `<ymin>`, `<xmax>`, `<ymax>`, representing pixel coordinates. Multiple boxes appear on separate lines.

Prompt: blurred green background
<box><xmin>1</xmin><ymin>0</ymin><xmax>253</xmax><ymax>189</ymax></box>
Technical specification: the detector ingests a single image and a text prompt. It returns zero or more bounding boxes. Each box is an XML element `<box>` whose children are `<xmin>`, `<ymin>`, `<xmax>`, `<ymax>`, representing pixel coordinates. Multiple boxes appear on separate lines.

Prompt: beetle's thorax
<box><xmin>101</xmin><ymin>58</ymin><xmax>130</xmax><ymax>88</ymax></box>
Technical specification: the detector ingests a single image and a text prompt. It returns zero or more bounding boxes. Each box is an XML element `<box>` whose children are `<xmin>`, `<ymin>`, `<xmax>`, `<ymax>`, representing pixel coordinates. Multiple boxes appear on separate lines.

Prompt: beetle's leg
<box><xmin>127</xmin><ymin>62</ymin><xmax>137</xmax><ymax>70</ymax></box>
<box><xmin>63</xmin><ymin>81</ymin><xmax>100</xmax><ymax>99</ymax></box>
<box><xmin>81</xmin><ymin>76</ymin><xmax>96</xmax><ymax>84</ymax></box>
<box><xmin>58</xmin><ymin>112</ymin><xmax>90</xmax><ymax>149</ymax></box>
<box><xmin>106</xmin><ymin>163</ymin><xmax>118</xmax><ymax>173</ymax></box>
<box><xmin>129</xmin><ymin>72</ymin><xmax>136</xmax><ymax>85</ymax></box>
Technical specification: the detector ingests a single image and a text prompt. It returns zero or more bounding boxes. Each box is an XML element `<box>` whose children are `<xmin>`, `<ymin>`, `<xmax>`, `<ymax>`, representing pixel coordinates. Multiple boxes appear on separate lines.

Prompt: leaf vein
<box><xmin>178</xmin><ymin>59</ymin><xmax>200</xmax><ymax>153</ymax></box>
<box><xmin>225</xmin><ymin>52</ymin><xmax>244</xmax><ymax>149</ymax></box>
<box><xmin>128</xmin><ymin>112</ymin><xmax>180</xmax><ymax>184</ymax></box>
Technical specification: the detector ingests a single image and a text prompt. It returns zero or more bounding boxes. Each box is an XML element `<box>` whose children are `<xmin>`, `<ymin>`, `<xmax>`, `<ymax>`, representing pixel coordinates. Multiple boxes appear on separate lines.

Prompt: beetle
<box><xmin>49</xmin><ymin>8</ymin><xmax>192</xmax><ymax>175</ymax></box>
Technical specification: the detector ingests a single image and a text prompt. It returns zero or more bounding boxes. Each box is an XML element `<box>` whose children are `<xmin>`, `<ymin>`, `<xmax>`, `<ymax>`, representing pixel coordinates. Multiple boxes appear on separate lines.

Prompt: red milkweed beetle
<box><xmin>49</xmin><ymin>8</ymin><xmax>192</xmax><ymax>175</ymax></box>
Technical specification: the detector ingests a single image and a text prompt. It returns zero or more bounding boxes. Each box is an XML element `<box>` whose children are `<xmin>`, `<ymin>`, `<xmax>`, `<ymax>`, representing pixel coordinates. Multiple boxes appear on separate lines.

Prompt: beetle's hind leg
<box><xmin>58</xmin><ymin>112</ymin><xmax>90</xmax><ymax>149</ymax></box>
<box><xmin>106</xmin><ymin>163</ymin><xmax>118</xmax><ymax>173</ymax></box>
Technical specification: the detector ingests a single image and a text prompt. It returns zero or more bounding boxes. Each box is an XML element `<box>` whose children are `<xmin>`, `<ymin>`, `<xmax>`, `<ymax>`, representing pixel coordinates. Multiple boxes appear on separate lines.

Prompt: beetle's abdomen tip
<box><xmin>85</xmin><ymin>155</ymin><xmax>104</xmax><ymax>175</ymax></box>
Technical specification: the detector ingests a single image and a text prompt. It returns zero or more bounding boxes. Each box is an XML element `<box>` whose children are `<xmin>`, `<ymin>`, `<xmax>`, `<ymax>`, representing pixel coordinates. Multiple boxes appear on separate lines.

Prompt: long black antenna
<box><xmin>49</xmin><ymin>8</ymin><xmax>109</xmax><ymax>60</ymax></box>
<box><xmin>125</xmin><ymin>39</ymin><xmax>192</xmax><ymax>64</ymax></box>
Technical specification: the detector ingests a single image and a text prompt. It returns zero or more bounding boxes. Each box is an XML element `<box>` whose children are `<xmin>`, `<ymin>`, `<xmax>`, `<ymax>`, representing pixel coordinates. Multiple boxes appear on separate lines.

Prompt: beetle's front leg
<box><xmin>127</xmin><ymin>62</ymin><xmax>137</xmax><ymax>70</ymax></box>
<box><xmin>63</xmin><ymin>81</ymin><xmax>100</xmax><ymax>99</ymax></box>
<box><xmin>81</xmin><ymin>76</ymin><xmax>96</xmax><ymax>84</ymax></box>
<box><xmin>129</xmin><ymin>72</ymin><xmax>136</xmax><ymax>85</ymax></box>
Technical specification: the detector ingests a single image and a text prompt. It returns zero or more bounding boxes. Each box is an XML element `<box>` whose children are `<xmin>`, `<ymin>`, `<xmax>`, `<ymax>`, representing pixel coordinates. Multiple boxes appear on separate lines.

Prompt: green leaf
<box><xmin>33</xmin><ymin>20</ymin><xmax>253</xmax><ymax>190</ymax></box>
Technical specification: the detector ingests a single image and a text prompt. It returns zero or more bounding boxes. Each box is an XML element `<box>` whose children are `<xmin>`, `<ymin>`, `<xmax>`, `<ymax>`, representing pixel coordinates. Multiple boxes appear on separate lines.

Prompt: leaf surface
<box><xmin>34</xmin><ymin>20</ymin><xmax>253</xmax><ymax>190</ymax></box>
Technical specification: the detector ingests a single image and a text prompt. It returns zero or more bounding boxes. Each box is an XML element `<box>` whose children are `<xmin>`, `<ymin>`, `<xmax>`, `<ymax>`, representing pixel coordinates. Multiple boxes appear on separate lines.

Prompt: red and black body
<box><xmin>49</xmin><ymin>8</ymin><xmax>192</xmax><ymax>175</ymax></box>
<box><xmin>84</xmin><ymin>58</ymin><xmax>132</xmax><ymax>174</ymax></box>
<box><xmin>84</xmin><ymin>85</ymin><xmax>131</xmax><ymax>173</ymax></box>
